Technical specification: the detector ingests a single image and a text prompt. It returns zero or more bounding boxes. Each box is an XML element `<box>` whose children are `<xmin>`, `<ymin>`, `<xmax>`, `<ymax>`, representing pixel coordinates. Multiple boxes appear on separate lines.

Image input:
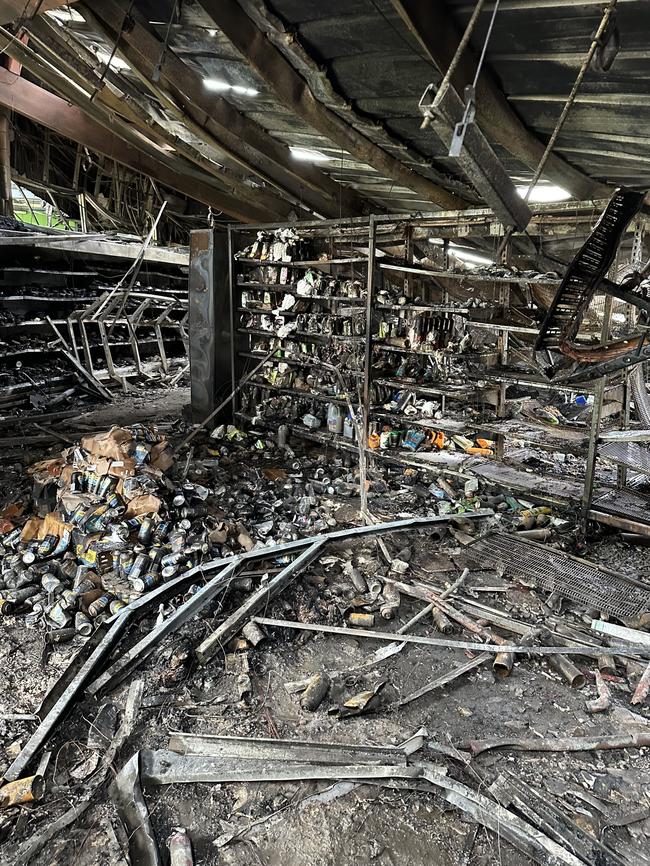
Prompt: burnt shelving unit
<box><xmin>204</xmin><ymin>203</ymin><xmax>649</xmax><ymax>529</ymax></box>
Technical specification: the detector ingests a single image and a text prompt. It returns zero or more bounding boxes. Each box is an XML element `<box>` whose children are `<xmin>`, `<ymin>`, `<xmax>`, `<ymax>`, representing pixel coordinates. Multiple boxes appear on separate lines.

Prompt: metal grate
<box><xmin>592</xmin><ymin>488</ymin><xmax>650</xmax><ymax>524</ymax></box>
<box><xmin>466</xmin><ymin>533</ymin><xmax>650</xmax><ymax>619</ymax></box>
<box><xmin>600</xmin><ymin>441</ymin><xmax>650</xmax><ymax>476</ymax></box>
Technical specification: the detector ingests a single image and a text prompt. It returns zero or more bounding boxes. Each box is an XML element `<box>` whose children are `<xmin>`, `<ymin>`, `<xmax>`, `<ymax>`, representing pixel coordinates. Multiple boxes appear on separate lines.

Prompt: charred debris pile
<box><xmin>0</xmin><ymin>425</ymin><xmax>649</xmax><ymax>865</ymax></box>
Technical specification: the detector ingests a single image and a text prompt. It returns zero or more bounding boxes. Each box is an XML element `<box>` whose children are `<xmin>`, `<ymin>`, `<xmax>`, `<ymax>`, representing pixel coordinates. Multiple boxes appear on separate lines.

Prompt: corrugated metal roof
<box><xmin>46</xmin><ymin>0</ymin><xmax>650</xmax><ymax>218</ymax></box>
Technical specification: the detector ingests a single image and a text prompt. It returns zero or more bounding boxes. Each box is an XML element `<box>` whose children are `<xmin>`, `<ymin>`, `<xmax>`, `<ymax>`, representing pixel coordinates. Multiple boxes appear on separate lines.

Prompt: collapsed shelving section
<box><xmin>0</xmin><ymin>229</ymin><xmax>190</xmax><ymax>413</ymax></box>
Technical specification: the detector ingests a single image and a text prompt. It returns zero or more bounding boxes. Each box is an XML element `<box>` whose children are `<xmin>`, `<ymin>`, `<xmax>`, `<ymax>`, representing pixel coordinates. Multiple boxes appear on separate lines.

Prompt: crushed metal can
<box><xmin>300</xmin><ymin>672</ymin><xmax>331</xmax><ymax>711</ymax></box>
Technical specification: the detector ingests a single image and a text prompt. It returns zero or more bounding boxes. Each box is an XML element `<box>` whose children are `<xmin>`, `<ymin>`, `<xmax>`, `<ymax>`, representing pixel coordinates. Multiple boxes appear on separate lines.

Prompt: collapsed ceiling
<box><xmin>0</xmin><ymin>0</ymin><xmax>648</xmax><ymax>228</ymax></box>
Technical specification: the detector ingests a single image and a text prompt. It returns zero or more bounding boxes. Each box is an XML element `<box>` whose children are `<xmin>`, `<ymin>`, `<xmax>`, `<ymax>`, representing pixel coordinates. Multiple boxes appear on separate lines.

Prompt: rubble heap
<box><xmin>0</xmin><ymin>425</ymin><xmax>215</xmax><ymax>632</ymax></box>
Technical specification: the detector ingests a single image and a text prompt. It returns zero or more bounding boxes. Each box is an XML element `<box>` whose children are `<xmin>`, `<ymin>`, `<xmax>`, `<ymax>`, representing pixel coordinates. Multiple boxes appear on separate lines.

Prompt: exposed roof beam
<box><xmin>0</xmin><ymin>68</ymin><xmax>273</xmax><ymax>222</ymax></box>
<box><xmin>196</xmin><ymin>0</ymin><xmax>469</xmax><ymax>211</ymax></box>
<box><xmin>510</xmin><ymin>94</ymin><xmax>650</xmax><ymax>106</ymax></box>
<box><xmin>390</xmin><ymin>0</ymin><xmax>609</xmax><ymax>201</ymax></box>
<box><xmin>27</xmin><ymin>15</ymin><xmax>292</xmax><ymax>212</ymax></box>
<box><xmin>0</xmin><ymin>0</ymin><xmax>70</xmax><ymax>25</ymax></box>
<box><xmin>556</xmin><ymin>146</ymin><xmax>650</xmax><ymax>164</ymax></box>
<box><xmin>80</xmin><ymin>0</ymin><xmax>365</xmax><ymax>219</ymax></box>
<box><xmin>456</xmin><ymin>0</ymin><xmax>638</xmax><ymax>10</ymax></box>
<box><xmin>492</xmin><ymin>50</ymin><xmax>647</xmax><ymax>63</ymax></box>
<box><xmin>0</xmin><ymin>20</ymin><xmax>291</xmax><ymax>220</ymax></box>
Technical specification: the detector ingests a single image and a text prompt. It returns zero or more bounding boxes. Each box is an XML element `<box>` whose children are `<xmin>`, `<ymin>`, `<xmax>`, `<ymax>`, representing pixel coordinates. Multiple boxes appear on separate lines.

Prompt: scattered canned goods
<box><xmin>347</xmin><ymin>612</ymin><xmax>375</xmax><ymax>628</ymax></box>
<box><xmin>69</xmin><ymin>504</ymin><xmax>88</xmax><ymax>526</ymax></box>
<box><xmin>133</xmin><ymin>443</ymin><xmax>149</xmax><ymax>464</ymax></box>
<box><xmin>180</xmin><ymin>506</ymin><xmax>207</xmax><ymax>519</ymax></box>
<box><xmin>97</xmin><ymin>474</ymin><xmax>117</xmax><ymax>497</ymax></box>
<box><xmin>172</xmin><ymin>494</ymin><xmax>186</xmax><ymax>508</ymax></box>
<box><xmin>108</xmin><ymin>598</ymin><xmax>126</xmax><ymax>615</ymax></box>
<box><xmin>138</xmin><ymin>517</ymin><xmax>154</xmax><ymax>544</ymax></box>
<box><xmin>153</xmin><ymin>521</ymin><xmax>170</xmax><ymax>544</ymax></box>
<box><xmin>9</xmin><ymin>585</ymin><xmax>40</xmax><ymax>605</ymax></box>
<box><xmin>36</xmin><ymin>534</ymin><xmax>58</xmax><ymax>558</ymax></box>
<box><xmin>131</xmin><ymin>572</ymin><xmax>161</xmax><ymax>592</ymax></box>
<box><xmin>75</xmin><ymin>611</ymin><xmax>93</xmax><ymax>636</ymax></box>
<box><xmin>118</xmin><ymin>551</ymin><xmax>135</xmax><ymax>579</ymax></box>
<box><xmin>161</xmin><ymin>550</ymin><xmax>184</xmax><ymax>570</ymax></box>
<box><xmin>50</xmin><ymin>530</ymin><xmax>71</xmax><ymax>557</ymax></box>
<box><xmin>15</xmin><ymin>571</ymin><xmax>37</xmax><ymax>590</ymax></box>
<box><xmin>168</xmin><ymin>531</ymin><xmax>186</xmax><ymax>553</ymax></box>
<box><xmin>25</xmin><ymin>592</ymin><xmax>46</xmax><ymax>609</ymax></box>
<box><xmin>2</xmin><ymin>528</ymin><xmax>22</xmax><ymax>549</ymax></box>
<box><xmin>0</xmin><ymin>598</ymin><xmax>16</xmax><ymax>615</ymax></box>
<box><xmin>21</xmin><ymin>550</ymin><xmax>36</xmax><ymax>565</ymax></box>
<box><xmin>60</xmin><ymin>588</ymin><xmax>79</xmax><ymax>610</ymax></box>
<box><xmin>300</xmin><ymin>672</ymin><xmax>331</xmax><ymax>711</ymax></box>
<box><xmin>128</xmin><ymin>552</ymin><xmax>151</xmax><ymax>583</ymax></box>
<box><xmin>47</xmin><ymin>601</ymin><xmax>72</xmax><ymax>627</ymax></box>
<box><xmin>46</xmin><ymin>627</ymin><xmax>76</xmax><ymax>644</ymax></box>
<box><xmin>41</xmin><ymin>573</ymin><xmax>63</xmax><ymax>593</ymax></box>
<box><xmin>87</xmin><ymin>594</ymin><xmax>113</xmax><ymax>618</ymax></box>
<box><xmin>72</xmin><ymin>578</ymin><xmax>98</xmax><ymax>596</ymax></box>
<box><xmin>148</xmin><ymin>545</ymin><xmax>165</xmax><ymax>567</ymax></box>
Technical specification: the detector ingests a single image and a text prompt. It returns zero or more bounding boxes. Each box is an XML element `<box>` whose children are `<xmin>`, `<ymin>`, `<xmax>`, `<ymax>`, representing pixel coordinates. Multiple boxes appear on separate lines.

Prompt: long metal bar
<box><xmin>251</xmin><ymin>617</ymin><xmax>650</xmax><ymax>658</ymax></box>
<box><xmin>141</xmin><ymin>749</ymin><xmax>420</xmax><ymax>787</ymax></box>
<box><xmin>88</xmin><ymin>563</ymin><xmax>239</xmax><ymax>698</ymax></box>
<box><xmin>361</xmin><ymin>216</ymin><xmax>376</xmax><ymax>517</ymax></box>
<box><xmin>195</xmin><ymin>541</ymin><xmax>326</xmax><ymax>664</ymax></box>
<box><xmin>228</xmin><ymin>225</ymin><xmax>238</xmax><ymax>416</ymax></box>
<box><xmin>167</xmin><ymin>733</ymin><xmax>408</xmax><ymax>766</ymax></box>
<box><xmin>581</xmin><ymin>294</ymin><xmax>613</xmax><ymax>515</ymax></box>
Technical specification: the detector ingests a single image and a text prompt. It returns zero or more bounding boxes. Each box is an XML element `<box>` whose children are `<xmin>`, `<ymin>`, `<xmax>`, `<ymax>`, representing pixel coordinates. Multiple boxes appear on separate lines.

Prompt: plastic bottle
<box><xmin>327</xmin><ymin>403</ymin><xmax>343</xmax><ymax>434</ymax></box>
<box><xmin>343</xmin><ymin>415</ymin><xmax>355</xmax><ymax>439</ymax></box>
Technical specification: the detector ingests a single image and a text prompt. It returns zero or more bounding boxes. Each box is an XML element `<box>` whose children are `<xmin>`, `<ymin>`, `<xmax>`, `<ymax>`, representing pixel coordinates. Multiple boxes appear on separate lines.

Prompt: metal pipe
<box><xmin>547</xmin><ymin>654</ymin><xmax>586</xmax><ymax>688</ymax></box>
<box><xmin>421</xmin><ymin>0</ymin><xmax>489</xmax><ymax>129</ymax></box>
<box><xmin>493</xmin><ymin>626</ymin><xmax>542</xmax><ymax>679</ymax></box>
<box><xmin>0</xmin><ymin>774</ymin><xmax>44</xmax><ymax>808</ymax></box>
<box><xmin>631</xmin><ymin>660</ymin><xmax>650</xmax><ymax>706</ymax></box>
